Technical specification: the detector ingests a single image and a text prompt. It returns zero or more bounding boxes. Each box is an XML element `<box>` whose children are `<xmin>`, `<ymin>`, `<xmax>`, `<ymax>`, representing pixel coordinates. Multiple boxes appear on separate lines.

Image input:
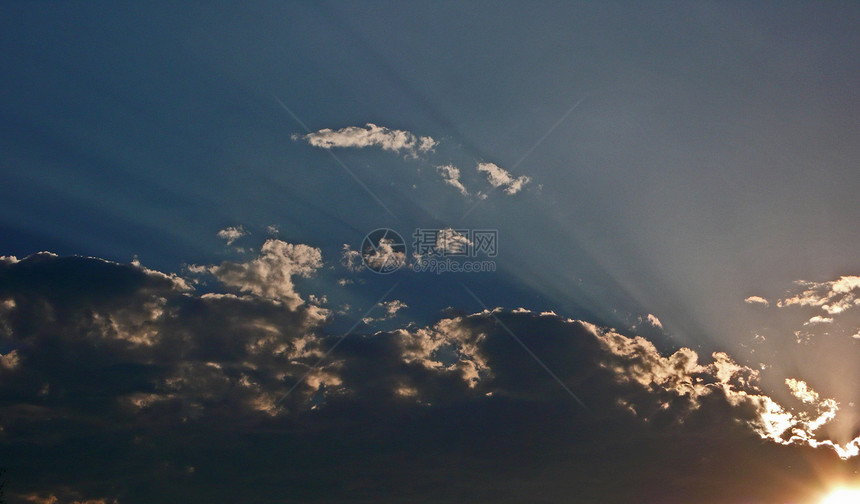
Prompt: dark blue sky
<box><xmin>3</xmin><ymin>2</ymin><xmax>860</xmax><ymax>502</ymax></box>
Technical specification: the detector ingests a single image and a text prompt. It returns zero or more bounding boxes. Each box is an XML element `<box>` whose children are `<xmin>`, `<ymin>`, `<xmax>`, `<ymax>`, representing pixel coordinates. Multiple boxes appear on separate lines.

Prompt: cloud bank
<box><xmin>0</xmin><ymin>251</ymin><xmax>855</xmax><ymax>503</ymax></box>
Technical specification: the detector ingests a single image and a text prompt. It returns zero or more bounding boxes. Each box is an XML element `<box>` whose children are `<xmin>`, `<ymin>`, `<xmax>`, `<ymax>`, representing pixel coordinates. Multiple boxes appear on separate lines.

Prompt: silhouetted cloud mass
<box><xmin>0</xmin><ymin>252</ymin><xmax>853</xmax><ymax>503</ymax></box>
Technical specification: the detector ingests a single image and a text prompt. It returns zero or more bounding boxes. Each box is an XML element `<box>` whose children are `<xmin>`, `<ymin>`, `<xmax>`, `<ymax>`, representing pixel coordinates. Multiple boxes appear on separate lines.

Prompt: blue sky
<box><xmin>3</xmin><ymin>2</ymin><xmax>860</xmax><ymax>502</ymax></box>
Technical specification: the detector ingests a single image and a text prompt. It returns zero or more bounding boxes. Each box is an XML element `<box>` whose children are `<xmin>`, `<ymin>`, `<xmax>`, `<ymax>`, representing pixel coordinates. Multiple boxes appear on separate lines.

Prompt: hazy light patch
<box><xmin>821</xmin><ymin>488</ymin><xmax>860</xmax><ymax>504</ymax></box>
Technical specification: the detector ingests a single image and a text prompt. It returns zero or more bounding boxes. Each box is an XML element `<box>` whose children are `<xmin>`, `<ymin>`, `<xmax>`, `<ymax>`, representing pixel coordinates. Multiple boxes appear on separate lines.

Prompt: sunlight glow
<box><xmin>820</xmin><ymin>488</ymin><xmax>860</xmax><ymax>504</ymax></box>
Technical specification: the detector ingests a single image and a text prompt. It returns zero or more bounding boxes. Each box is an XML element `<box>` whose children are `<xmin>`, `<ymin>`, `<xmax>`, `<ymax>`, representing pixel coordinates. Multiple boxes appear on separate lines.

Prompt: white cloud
<box><xmin>778</xmin><ymin>276</ymin><xmax>860</xmax><ymax>315</ymax></box>
<box><xmin>381</xmin><ymin>299</ymin><xmax>407</xmax><ymax>317</ymax></box>
<box><xmin>645</xmin><ymin>314</ymin><xmax>663</xmax><ymax>329</ymax></box>
<box><xmin>476</xmin><ymin>162</ymin><xmax>531</xmax><ymax>195</ymax></box>
<box><xmin>744</xmin><ymin>296</ymin><xmax>769</xmax><ymax>307</ymax></box>
<box><xmin>786</xmin><ymin>378</ymin><xmax>819</xmax><ymax>404</ymax></box>
<box><xmin>761</xmin><ymin>274</ymin><xmax>860</xmax><ymax>342</ymax></box>
<box><xmin>217</xmin><ymin>226</ymin><xmax>249</xmax><ymax>246</ymax></box>
<box><xmin>297</xmin><ymin>123</ymin><xmax>437</xmax><ymax>157</ymax></box>
<box><xmin>195</xmin><ymin>239</ymin><xmax>323</xmax><ymax>310</ymax></box>
<box><xmin>436</xmin><ymin>164</ymin><xmax>469</xmax><ymax>196</ymax></box>
<box><xmin>804</xmin><ymin>315</ymin><xmax>833</xmax><ymax>325</ymax></box>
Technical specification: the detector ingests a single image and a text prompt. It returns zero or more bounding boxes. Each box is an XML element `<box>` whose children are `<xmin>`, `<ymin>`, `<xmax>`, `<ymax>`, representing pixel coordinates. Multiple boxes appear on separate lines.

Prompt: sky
<box><xmin>2</xmin><ymin>2</ymin><xmax>860</xmax><ymax>503</ymax></box>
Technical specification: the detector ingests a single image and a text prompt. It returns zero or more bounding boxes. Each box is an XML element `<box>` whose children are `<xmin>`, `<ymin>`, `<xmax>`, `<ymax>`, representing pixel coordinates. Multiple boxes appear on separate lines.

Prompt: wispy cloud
<box><xmin>477</xmin><ymin>162</ymin><xmax>531</xmax><ymax>195</ymax></box>
<box><xmin>217</xmin><ymin>225</ymin><xmax>248</xmax><ymax>246</ymax></box>
<box><xmin>362</xmin><ymin>299</ymin><xmax>408</xmax><ymax>325</ymax></box>
<box><xmin>778</xmin><ymin>276</ymin><xmax>860</xmax><ymax>315</ymax></box>
<box><xmin>297</xmin><ymin>123</ymin><xmax>437</xmax><ymax>158</ymax></box>
<box><xmin>436</xmin><ymin>164</ymin><xmax>469</xmax><ymax>196</ymax></box>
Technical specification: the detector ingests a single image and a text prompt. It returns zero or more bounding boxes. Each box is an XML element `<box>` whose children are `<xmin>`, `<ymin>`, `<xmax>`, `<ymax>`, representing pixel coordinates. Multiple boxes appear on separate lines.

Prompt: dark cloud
<box><xmin>0</xmin><ymin>253</ymin><xmax>857</xmax><ymax>503</ymax></box>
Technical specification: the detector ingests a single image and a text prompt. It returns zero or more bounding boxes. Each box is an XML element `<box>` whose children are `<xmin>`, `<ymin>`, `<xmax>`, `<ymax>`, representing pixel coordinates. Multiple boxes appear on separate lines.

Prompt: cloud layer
<box><xmin>0</xmin><ymin>252</ymin><xmax>855</xmax><ymax>503</ymax></box>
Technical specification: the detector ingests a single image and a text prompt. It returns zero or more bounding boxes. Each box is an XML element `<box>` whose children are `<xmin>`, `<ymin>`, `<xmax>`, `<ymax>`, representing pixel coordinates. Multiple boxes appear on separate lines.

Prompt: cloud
<box><xmin>216</xmin><ymin>225</ymin><xmax>248</xmax><ymax>246</ymax></box>
<box><xmin>340</xmin><ymin>244</ymin><xmax>364</xmax><ymax>273</ymax></box>
<box><xmin>804</xmin><ymin>315</ymin><xmax>833</xmax><ymax>325</ymax></box>
<box><xmin>778</xmin><ymin>276</ymin><xmax>860</xmax><ymax>315</ymax></box>
<box><xmin>191</xmin><ymin>239</ymin><xmax>323</xmax><ymax>310</ymax></box>
<box><xmin>766</xmin><ymin>275</ymin><xmax>860</xmax><ymax>342</ymax></box>
<box><xmin>297</xmin><ymin>123</ymin><xmax>437</xmax><ymax>157</ymax></box>
<box><xmin>0</xmin><ymin>250</ymin><xmax>333</xmax><ymax>456</ymax></box>
<box><xmin>477</xmin><ymin>162</ymin><xmax>531</xmax><ymax>195</ymax></box>
<box><xmin>0</xmin><ymin>349</ymin><xmax>20</xmax><ymax>370</ymax></box>
<box><xmin>786</xmin><ymin>378</ymin><xmax>819</xmax><ymax>404</ymax></box>
<box><xmin>744</xmin><ymin>295</ymin><xmax>769</xmax><ymax>307</ymax></box>
<box><xmin>381</xmin><ymin>299</ymin><xmax>407</xmax><ymax>317</ymax></box>
<box><xmin>436</xmin><ymin>164</ymin><xmax>469</xmax><ymax>196</ymax></box>
<box><xmin>645</xmin><ymin>313</ymin><xmax>663</xmax><ymax>329</ymax></box>
<box><xmin>362</xmin><ymin>300</ymin><xmax>408</xmax><ymax>325</ymax></box>
<box><xmin>1</xmin><ymin>256</ymin><xmax>856</xmax><ymax>502</ymax></box>
<box><xmin>586</xmin><ymin>321</ymin><xmax>856</xmax><ymax>459</ymax></box>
